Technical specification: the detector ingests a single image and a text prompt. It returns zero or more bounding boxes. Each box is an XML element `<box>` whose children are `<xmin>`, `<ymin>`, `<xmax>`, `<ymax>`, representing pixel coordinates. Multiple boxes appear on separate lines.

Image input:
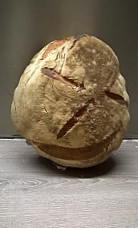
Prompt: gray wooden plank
<box><xmin>0</xmin><ymin>139</ymin><xmax>138</xmax><ymax>228</ymax></box>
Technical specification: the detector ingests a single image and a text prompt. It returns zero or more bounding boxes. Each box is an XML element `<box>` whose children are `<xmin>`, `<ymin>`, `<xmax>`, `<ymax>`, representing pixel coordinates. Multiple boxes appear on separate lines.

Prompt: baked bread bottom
<box><xmin>31</xmin><ymin>130</ymin><xmax>123</xmax><ymax>168</ymax></box>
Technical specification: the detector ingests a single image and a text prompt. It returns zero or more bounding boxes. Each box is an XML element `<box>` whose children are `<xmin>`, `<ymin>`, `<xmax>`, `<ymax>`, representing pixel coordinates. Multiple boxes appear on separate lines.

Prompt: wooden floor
<box><xmin>0</xmin><ymin>139</ymin><xmax>138</xmax><ymax>228</ymax></box>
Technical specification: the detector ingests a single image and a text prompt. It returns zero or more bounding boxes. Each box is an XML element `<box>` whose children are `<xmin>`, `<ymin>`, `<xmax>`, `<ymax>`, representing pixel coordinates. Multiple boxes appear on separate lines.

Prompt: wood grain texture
<box><xmin>0</xmin><ymin>139</ymin><xmax>138</xmax><ymax>228</ymax></box>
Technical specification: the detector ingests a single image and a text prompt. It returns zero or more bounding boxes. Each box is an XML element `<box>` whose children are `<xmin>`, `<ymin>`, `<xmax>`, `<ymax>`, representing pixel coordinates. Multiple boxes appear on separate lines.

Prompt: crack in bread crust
<box><xmin>57</xmin><ymin>98</ymin><xmax>95</xmax><ymax>140</ymax></box>
<box><xmin>41</xmin><ymin>67</ymin><xmax>84</xmax><ymax>88</ymax></box>
<box><xmin>32</xmin><ymin>130</ymin><xmax>119</xmax><ymax>161</ymax></box>
<box><xmin>105</xmin><ymin>90</ymin><xmax>128</xmax><ymax>106</ymax></box>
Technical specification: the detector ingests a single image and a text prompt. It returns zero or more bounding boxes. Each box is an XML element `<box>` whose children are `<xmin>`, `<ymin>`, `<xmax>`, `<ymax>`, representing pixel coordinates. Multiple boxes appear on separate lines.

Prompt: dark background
<box><xmin>0</xmin><ymin>0</ymin><xmax>138</xmax><ymax>138</ymax></box>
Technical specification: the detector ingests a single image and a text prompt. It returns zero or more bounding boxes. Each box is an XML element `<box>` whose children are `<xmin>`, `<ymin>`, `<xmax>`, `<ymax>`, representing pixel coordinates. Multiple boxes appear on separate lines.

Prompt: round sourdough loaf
<box><xmin>11</xmin><ymin>35</ymin><xmax>130</xmax><ymax>168</ymax></box>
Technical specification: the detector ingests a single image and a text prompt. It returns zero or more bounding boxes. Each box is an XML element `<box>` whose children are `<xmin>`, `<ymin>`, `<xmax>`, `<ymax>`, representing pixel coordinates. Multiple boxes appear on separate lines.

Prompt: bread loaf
<box><xmin>11</xmin><ymin>35</ymin><xmax>130</xmax><ymax>168</ymax></box>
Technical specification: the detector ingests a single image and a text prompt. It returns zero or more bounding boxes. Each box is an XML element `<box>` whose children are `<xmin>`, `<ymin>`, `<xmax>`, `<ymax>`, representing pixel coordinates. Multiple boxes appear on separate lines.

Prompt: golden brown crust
<box><xmin>41</xmin><ymin>37</ymin><xmax>74</xmax><ymax>60</ymax></box>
